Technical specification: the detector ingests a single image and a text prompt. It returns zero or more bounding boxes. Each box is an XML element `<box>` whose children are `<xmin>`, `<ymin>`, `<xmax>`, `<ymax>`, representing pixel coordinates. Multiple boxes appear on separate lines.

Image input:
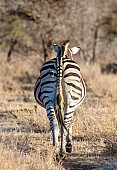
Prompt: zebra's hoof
<box><xmin>66</xmin><ymin>143</ymin><xmax>72</xmax><ymax>153</ymax></box>
<box><xmin>56</xmin><ymin>152</ymin><xmax>66</xmax><ymax>162</ymax></box>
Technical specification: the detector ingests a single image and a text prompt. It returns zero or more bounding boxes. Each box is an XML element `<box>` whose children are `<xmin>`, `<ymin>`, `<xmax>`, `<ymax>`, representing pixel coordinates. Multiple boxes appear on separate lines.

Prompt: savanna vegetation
<box><xmin>0</xmin><ymin>0</ymin><xmax>117</xmax><ymax>169</ymax></box>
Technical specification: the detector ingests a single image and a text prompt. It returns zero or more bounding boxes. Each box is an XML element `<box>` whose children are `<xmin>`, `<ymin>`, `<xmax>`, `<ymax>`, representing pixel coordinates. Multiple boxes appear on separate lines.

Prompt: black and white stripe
<box><xmin>34</xmin><ymin>41</ymin><xmax>86</xmax><ymax>156</ymax></box>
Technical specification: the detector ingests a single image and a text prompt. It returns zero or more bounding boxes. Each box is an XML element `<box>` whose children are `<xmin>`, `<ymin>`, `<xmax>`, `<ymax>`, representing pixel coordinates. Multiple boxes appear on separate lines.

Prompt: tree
<box><xmin>0</xmin><ymin>0</ymin><xmax>116</xmax><ymax>63</ymax></box>
<box><xmin>0</xmin><ymin>2</ymin><xmax>31</xmax><ymax>60</ymax></box>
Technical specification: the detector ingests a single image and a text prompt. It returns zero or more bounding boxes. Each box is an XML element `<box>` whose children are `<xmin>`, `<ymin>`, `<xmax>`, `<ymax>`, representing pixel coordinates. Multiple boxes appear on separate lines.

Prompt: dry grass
<box><xmin>0</xmin><ymin>55</ymin><xmax>117</xmax><ymax>169</ymax></box>
<box><xmin>0</xmin><ymin>142</ymin><xmax>63</xmax><ymax>170</ymax></box>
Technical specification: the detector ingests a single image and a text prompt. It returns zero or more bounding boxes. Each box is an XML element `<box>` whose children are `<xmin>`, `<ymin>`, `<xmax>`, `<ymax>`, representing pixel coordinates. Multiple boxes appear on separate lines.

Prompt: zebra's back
<box><xmin>34</xmin><ymin>57</ymin><xmax>86</xmax><ymax>110</ymax></box>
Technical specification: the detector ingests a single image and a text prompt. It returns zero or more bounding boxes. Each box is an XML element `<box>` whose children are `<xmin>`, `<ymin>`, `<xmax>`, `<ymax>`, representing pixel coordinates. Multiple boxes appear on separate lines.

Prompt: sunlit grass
<box><xmin>0</xmin><ymin>56</ymin><xmax>117</xmax><ymax>169</ymax></box>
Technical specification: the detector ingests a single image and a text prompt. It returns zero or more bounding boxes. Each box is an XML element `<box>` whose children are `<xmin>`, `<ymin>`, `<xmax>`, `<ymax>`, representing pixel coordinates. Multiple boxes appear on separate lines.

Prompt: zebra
<box><xmin>34</xmin><ymin>40</ymin><xmax>86</xmax><ymax>158</ymax></box>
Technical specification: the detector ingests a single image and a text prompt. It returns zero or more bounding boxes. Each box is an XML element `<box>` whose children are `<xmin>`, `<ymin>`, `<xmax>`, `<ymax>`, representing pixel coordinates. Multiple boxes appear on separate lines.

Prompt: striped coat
<box><xmin>34</xmin><ymin>41</ymin><xmax>86</xmax><ymax>157</ymax></box>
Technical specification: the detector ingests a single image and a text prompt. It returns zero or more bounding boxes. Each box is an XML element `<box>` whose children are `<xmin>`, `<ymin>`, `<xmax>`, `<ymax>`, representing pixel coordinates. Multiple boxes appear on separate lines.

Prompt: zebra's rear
<box><xmin>34</xmin><ymin>41</ymin><xmax>86</xmax><ymax>158</ymax></box>
<box><xmin>62</xmin><ymin>58</ymin><xmax>86</xmax><ymax>110</ymax></box>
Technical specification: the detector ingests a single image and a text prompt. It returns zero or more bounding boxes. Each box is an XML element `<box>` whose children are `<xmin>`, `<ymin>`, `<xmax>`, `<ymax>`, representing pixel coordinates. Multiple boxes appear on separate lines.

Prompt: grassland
<box><xmin>0</xmin><ymin>54</ymin><xmax>117</xmax><ymax>170</ymax></box>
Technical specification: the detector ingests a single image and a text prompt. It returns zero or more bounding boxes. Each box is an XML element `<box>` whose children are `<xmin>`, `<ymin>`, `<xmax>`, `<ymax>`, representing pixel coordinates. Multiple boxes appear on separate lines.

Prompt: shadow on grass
<box><xmin>63</xmin><ymin>152</ymin><xmax>117</xmax><ymax>170</ymax></box>
<box><xmin>62</xmin><ymin>135</ymin><xmax>117</xmax><ymax>170</ymax></box>
<box><xmin>63</xmin><ymin>153</ymin><xmax>97</xmax><ymax>170</ymax></box>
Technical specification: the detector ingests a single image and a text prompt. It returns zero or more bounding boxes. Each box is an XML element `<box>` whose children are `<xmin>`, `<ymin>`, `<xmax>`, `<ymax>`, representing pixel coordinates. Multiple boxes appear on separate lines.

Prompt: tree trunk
<box><xmin>91</xmin><ymin>23</ymin><xmax>99</xmax><ymax>62</ymax></box>
<box><xmin>7</xmin><ymin>40</ymin><xmax>17</xmax><ymax>61</ymax></box>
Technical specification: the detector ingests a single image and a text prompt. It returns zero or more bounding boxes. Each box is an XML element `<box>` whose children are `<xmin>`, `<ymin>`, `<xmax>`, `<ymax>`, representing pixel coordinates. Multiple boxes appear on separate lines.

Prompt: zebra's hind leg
<box><xmin>64</xmin><ymin>123</ymin><xmax>73</xmax><ymax>153</ymax></box>
<box><xmin>64</xmin><ymin>109</ymin><xmax>73</xmax><ymax>153</ymax></box>
<box><xmin>59</xmin><ymin>124</ymin><xmax>66</xmax><ymax>158</ymax></box>
<box><xmin>50</xmin><ymin>116</ymin><xmax>59</xmax><ymax>148</ymax></box>
<box><xmin>67</xmin><ymin>124</ymin><xmax>73</xmax><ymax>153</ymax></box>
<box><xmin>46</xmin><ymin>106</ymin><xmax>59</xmax><ymax>149</ymax></box>
<box><xmin>66</xmin><ymin>141</ymin><xmax>72</xmax><ymax>153</ymax></box>
<box><xmin>55</xmin><ymin>126</ymin><xmax>66</xmax><ymax>162</ymax></box>
<box><xmin>55</xmin><ymin>123</ymin><xmax>66</xmax><ymax>161</ymax></box>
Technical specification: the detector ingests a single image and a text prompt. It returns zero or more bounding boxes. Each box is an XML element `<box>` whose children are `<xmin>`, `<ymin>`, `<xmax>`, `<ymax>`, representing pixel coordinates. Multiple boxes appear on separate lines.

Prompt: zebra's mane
<box><xmin>61</xmin><ymin>40</ymin><xmax>73</xmax><ymax>59</ymax></box>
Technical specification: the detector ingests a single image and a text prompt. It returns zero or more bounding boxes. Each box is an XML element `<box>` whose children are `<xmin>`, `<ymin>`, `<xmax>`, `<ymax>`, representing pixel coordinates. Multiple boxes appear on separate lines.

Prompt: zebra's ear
<box><xmin>71</xmin><ymin>47</ymin><xmax>80</xmax><ymax>54</ymax></box>
<box><xmin>53</xmin><ymin>44</ymin><xmax>60</xmax><ymax>52</ymax></box>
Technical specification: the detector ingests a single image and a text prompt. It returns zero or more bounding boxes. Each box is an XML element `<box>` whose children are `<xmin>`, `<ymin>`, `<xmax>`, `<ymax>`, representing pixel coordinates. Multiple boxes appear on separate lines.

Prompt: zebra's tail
<box><xmin>56</xmin><ymin>41</ymin><xmax>70</xmax><ymax>132</ymax></box>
